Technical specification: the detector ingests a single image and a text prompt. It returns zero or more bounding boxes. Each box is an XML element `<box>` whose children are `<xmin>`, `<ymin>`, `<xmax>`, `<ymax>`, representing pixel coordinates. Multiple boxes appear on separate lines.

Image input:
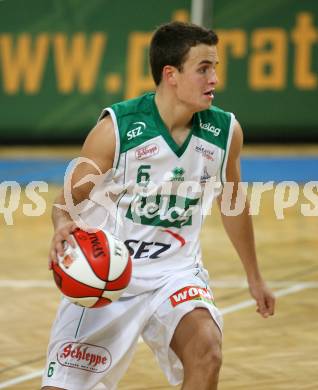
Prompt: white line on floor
<box><xmin>212</xmin><ymin>280</ymin><xmax>318</xmax><ymax>289</ymax></box>
<box><xmin>220</xmin><ymin>283</ymin><xmax>309</xmax><ymax>315</ymax></box>
<box><xmin>0</xmin><ymin>370</ymin><xmax>43</xmax><ymax>389</ymax></box>
<box><xmin>0</xmin><ymin>282</ymin><xmax>313</xmax><ymax>389</ymax></box>
<box><xmin>0</xmin><ymin>280</ymin><xmax>53</xmax><ymax>288</ymax></box>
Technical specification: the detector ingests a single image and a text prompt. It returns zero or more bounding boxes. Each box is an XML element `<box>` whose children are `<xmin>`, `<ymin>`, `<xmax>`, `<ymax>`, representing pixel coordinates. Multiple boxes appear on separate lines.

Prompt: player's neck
<box><xmin>154</xmin><ymin>89</ymin><xmax>193</xmax><ymax>132</ymax></box>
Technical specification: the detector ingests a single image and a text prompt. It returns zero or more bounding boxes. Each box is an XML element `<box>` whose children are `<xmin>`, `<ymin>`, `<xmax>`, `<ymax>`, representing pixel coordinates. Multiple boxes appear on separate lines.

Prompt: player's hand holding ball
<box><xmin>52</xmin><ymin>228</ymin><xmax>132</xmax><ymax>308</ymax></box>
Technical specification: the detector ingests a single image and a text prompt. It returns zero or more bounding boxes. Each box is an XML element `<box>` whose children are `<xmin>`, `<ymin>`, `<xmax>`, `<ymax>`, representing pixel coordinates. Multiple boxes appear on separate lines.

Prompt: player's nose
<box><xmin>209</xmin><ymin>70</ymin><xmax>218</xmax><ymax>86</ymax></box>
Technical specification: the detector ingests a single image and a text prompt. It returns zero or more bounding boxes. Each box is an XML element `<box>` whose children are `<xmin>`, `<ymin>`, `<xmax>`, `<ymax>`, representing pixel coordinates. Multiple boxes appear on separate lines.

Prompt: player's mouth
<box><xmin>203</xmin><ymin>89</ymin><xmax>214</xmax><ymax>99</ymax></box>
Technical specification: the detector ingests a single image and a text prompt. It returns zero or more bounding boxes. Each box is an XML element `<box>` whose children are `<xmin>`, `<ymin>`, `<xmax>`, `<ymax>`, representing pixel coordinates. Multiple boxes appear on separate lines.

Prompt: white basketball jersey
<box><xmin>97</xmin><ymin>93</ymin><xmax>235</xmax><ymax>293</ymax></box>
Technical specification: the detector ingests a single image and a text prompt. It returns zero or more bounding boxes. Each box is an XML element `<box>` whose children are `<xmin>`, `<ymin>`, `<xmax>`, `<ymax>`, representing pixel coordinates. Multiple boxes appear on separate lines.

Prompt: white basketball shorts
<box><xmin>42</xmin><ymin>266</ymin><xmax>223</xmax><ymax>390</ymax></box>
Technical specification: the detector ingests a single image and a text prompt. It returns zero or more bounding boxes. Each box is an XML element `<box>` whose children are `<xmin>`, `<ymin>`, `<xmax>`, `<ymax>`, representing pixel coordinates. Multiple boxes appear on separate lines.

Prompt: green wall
<box><xmin>213</xmin><ymin>0</ymin><xmax>318</xmax><ymax>141</ymax></box>
<box><xmin>0</xmin><ymin>0</ymin><xmax>317</xmax><ymax>142</ymax></box>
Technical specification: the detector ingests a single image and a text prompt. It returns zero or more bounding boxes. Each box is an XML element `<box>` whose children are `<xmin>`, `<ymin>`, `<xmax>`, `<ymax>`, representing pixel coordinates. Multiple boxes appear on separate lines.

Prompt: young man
<box><xmin>42</xmin><ymin>22</ymin><xmax>275</xmax><ymax>390</ymax></box>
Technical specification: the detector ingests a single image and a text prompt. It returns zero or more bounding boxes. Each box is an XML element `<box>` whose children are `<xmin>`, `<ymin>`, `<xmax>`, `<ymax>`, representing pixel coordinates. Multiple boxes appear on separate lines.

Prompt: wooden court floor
<box><xmin>0</xmin><ymin>146</ymin><xmax>318</xmax><ymax>389</ymax></box>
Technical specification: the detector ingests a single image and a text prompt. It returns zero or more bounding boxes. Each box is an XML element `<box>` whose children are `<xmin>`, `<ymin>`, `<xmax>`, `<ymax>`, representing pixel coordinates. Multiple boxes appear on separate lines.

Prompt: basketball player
<box><xmin>42</xmin><ymin>22</ymin><xmax>275</xmax><ymax>390</ymax></box>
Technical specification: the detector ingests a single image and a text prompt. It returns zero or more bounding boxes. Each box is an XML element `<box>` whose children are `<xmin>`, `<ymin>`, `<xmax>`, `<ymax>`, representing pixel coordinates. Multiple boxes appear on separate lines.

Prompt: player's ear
<box><xmin>162</xmin><ymin>65</ymin><xmax>178</xmax><ymax>86</ymax></box>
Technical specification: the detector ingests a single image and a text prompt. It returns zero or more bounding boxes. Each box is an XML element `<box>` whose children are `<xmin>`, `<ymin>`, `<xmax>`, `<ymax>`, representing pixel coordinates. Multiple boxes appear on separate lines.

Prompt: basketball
<box><xmin>52</xmin><ymin>228</ymin><xmax>132</xmax><ymax>308</ymax></box>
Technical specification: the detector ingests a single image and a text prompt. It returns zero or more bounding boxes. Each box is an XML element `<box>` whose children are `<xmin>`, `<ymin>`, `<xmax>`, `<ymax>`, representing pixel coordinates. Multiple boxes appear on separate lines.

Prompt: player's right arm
<box><xmin>48</xmin><ymin>116</ymin><xmax>116</xmax><ymax>269</ymax></box>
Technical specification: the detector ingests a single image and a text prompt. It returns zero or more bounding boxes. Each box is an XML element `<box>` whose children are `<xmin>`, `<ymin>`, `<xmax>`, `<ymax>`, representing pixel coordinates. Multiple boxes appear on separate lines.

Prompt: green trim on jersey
<box><xmin>194</xmin><ymin>107</ymin><xmax>231</xmax><ymax>151</ymax></box>
<box><xmin>151</xmin><ymin>97</ymin><xmax>194</xmax><ymax>157</ymax></box>
<box><xmin>109</xmin><ymin>92</ymin><xmax>232</xmax><ymax>156</ymax></box>
<box><xmin>109</xmin><ymin>94</ymin><xmax>159</xmax><ymax>153</ymax></box>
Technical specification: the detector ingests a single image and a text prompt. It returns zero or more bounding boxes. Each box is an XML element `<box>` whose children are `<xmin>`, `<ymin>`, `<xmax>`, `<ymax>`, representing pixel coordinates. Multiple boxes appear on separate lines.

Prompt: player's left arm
<box><xmin>217</xmin><ymin>119</ymin><xmax>275</xmax><ymax>318</ymax></box>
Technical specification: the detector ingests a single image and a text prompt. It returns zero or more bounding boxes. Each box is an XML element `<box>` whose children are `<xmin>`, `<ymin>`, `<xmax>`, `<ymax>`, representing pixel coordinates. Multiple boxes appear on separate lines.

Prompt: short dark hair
<box><xmin>149</xmin><ymin>21</ymin><xmax>219</xmax><ymax>86</ymax></box>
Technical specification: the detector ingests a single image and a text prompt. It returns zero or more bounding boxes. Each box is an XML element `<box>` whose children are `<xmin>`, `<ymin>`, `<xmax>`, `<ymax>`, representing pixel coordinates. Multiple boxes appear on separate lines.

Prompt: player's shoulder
<box><xmin>199</xmin><ymin>104</ymin><xmax>233</xmax><ymax>127</ymax></box>
<box><xmin>195</xmin><ymin>104</ymin><xmax>234</xmax><ymax>149</ymax></box>
<box><xmin>109</xmin><ymin>92</ymin><xmax>154</xmax><ymax>119</ymax></box>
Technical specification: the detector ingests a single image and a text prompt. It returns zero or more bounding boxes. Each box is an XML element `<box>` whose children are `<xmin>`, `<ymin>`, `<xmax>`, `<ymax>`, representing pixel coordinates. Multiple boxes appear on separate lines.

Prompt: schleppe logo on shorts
<box><xmin>170</xmin><ymin>286</ymin><xmax>214</xmax><ymax>307</ymax></box>
<box><xmin>57</xmin><ymin>342</ymin><xmax>112</xmax><ymax>373</ymax></box>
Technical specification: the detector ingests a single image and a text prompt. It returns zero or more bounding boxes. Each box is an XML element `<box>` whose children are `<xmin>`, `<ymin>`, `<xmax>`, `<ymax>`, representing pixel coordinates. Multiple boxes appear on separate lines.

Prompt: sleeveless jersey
<box><xmin>98</xmin><ymin>92</ymin><xmax>235</xmax><ymax>293</ymax></box>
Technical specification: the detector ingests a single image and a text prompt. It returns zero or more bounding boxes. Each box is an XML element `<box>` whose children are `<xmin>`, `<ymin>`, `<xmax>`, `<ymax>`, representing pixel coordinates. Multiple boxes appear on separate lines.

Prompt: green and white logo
<box><xmin>126</xmin><ymin>193</ymin><xmax>199</xmax><ymax>228</ymax></box>
<box><xmin>170</xmin><ymin>167</ymin><xmax>185</xmax><ymax>182</ymax></box>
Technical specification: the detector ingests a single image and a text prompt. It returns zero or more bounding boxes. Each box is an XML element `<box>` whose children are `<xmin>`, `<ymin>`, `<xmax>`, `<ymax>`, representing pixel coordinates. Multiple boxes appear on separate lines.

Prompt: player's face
<box><xmin>175</xmin><ymin>44</ymin><xmax>219</xmax><ymax>112</ymax></box>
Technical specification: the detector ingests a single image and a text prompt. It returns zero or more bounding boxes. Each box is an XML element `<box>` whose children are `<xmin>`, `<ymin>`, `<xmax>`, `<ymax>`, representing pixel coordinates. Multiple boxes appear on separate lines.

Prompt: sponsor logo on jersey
<box><xmin>127</xmin><ymin>121</ymin><xmax>146</xmax><ymax>140</ymax></box>
<box><xmin>57</xmin><ymin>342</ymin><xmax>111</xmax><ymax>373</ymax></box>
<box><xmin>126</xmin><ymin>194</ymin><xmax>200</xmax><ymax>228</ymax></box>
<box><xmin>124</xmin><ymin>239</ymin><xmax>171</xmax><ymax>259</ymax></box>
<box><xmin>199</xmin><ymin>119</ymin><xmax>221</xmax><ymax>136</ymax></box>
<box><xmin>170</xmin><ymin>286</ymin><xmax>214</xmax><ymax>307</ymax></box>
<box><xmin>195</xmin><ymin>144</ymin><xmax>215</xmax><ymax>161</ymax></box>
<box><xmin>161</xmin><ymin>229</ymin><xmax>186</xmax><ymax>247</ymax></box>
<box><xmin>169</xmin><ymin>167</ymin><xmax>185</xmax><ymax>181</ymax></box>
<box><xmin>200</xmin><ymin>167</ymin><xmax>212</xmax><ymax>184</ymax></box>
<box><xmin>135</xmin><ymin>144</ymin><xmax>159</xmax><ymax>160</ymax></box>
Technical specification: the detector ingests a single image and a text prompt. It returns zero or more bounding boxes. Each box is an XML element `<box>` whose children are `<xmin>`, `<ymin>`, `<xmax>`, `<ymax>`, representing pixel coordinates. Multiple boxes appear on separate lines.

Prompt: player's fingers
<box><xmin>65</xmin><ymin>235</ymin><xmax>75</xmax><ymax>248</ymax></box>
<box><xmin>49</xmin><ymin>223</ymin><xmax>78</xmax><ymax>268</ymax></box>
<box><xmin>256</xmin><ymin>297</ymin><xmax>270</xmax><ymax>318</ymax></box>
<box><xmin>48</xmin><ymin>247</ymin><xmax>57</xmax><ymax>269</ymax></box>
<box><xmin>63</xmin><ymin>223</ymin><xmax>77</xmax><ymax>248</ymax></box>
<box><xmin>69</xmin><ymin>223</ymin><xmax>78</xmax><ymax>242</ymax></box>
<box><xmin>55</xmin><ymin>229</ymin><xmax>72</xmax><ymax>252</ymax></box>
<box><xmin>266</xmin><ymin>294</ymin><xmax>275</xmax><ymax>315</ymax></box>
<box><xmin>55</xmin><ymin>239</ymin><xmax>65</xmax><ymax>257</ymax></box>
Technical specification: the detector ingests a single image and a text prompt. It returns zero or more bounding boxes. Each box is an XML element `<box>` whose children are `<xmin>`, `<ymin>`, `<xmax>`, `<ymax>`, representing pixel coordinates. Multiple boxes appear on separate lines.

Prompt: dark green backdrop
<box><xmin>0</xmin><ymin>0</ymin><xmax>317</xmax><ymax>142</ymax></box>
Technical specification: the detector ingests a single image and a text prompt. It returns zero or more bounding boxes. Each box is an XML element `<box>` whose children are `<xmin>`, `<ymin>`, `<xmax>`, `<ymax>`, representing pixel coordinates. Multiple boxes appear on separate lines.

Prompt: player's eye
<box><xmin>198</xmin><ymin>67</ymin><xmax>208</xmax><ymax>74</ymax></box>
